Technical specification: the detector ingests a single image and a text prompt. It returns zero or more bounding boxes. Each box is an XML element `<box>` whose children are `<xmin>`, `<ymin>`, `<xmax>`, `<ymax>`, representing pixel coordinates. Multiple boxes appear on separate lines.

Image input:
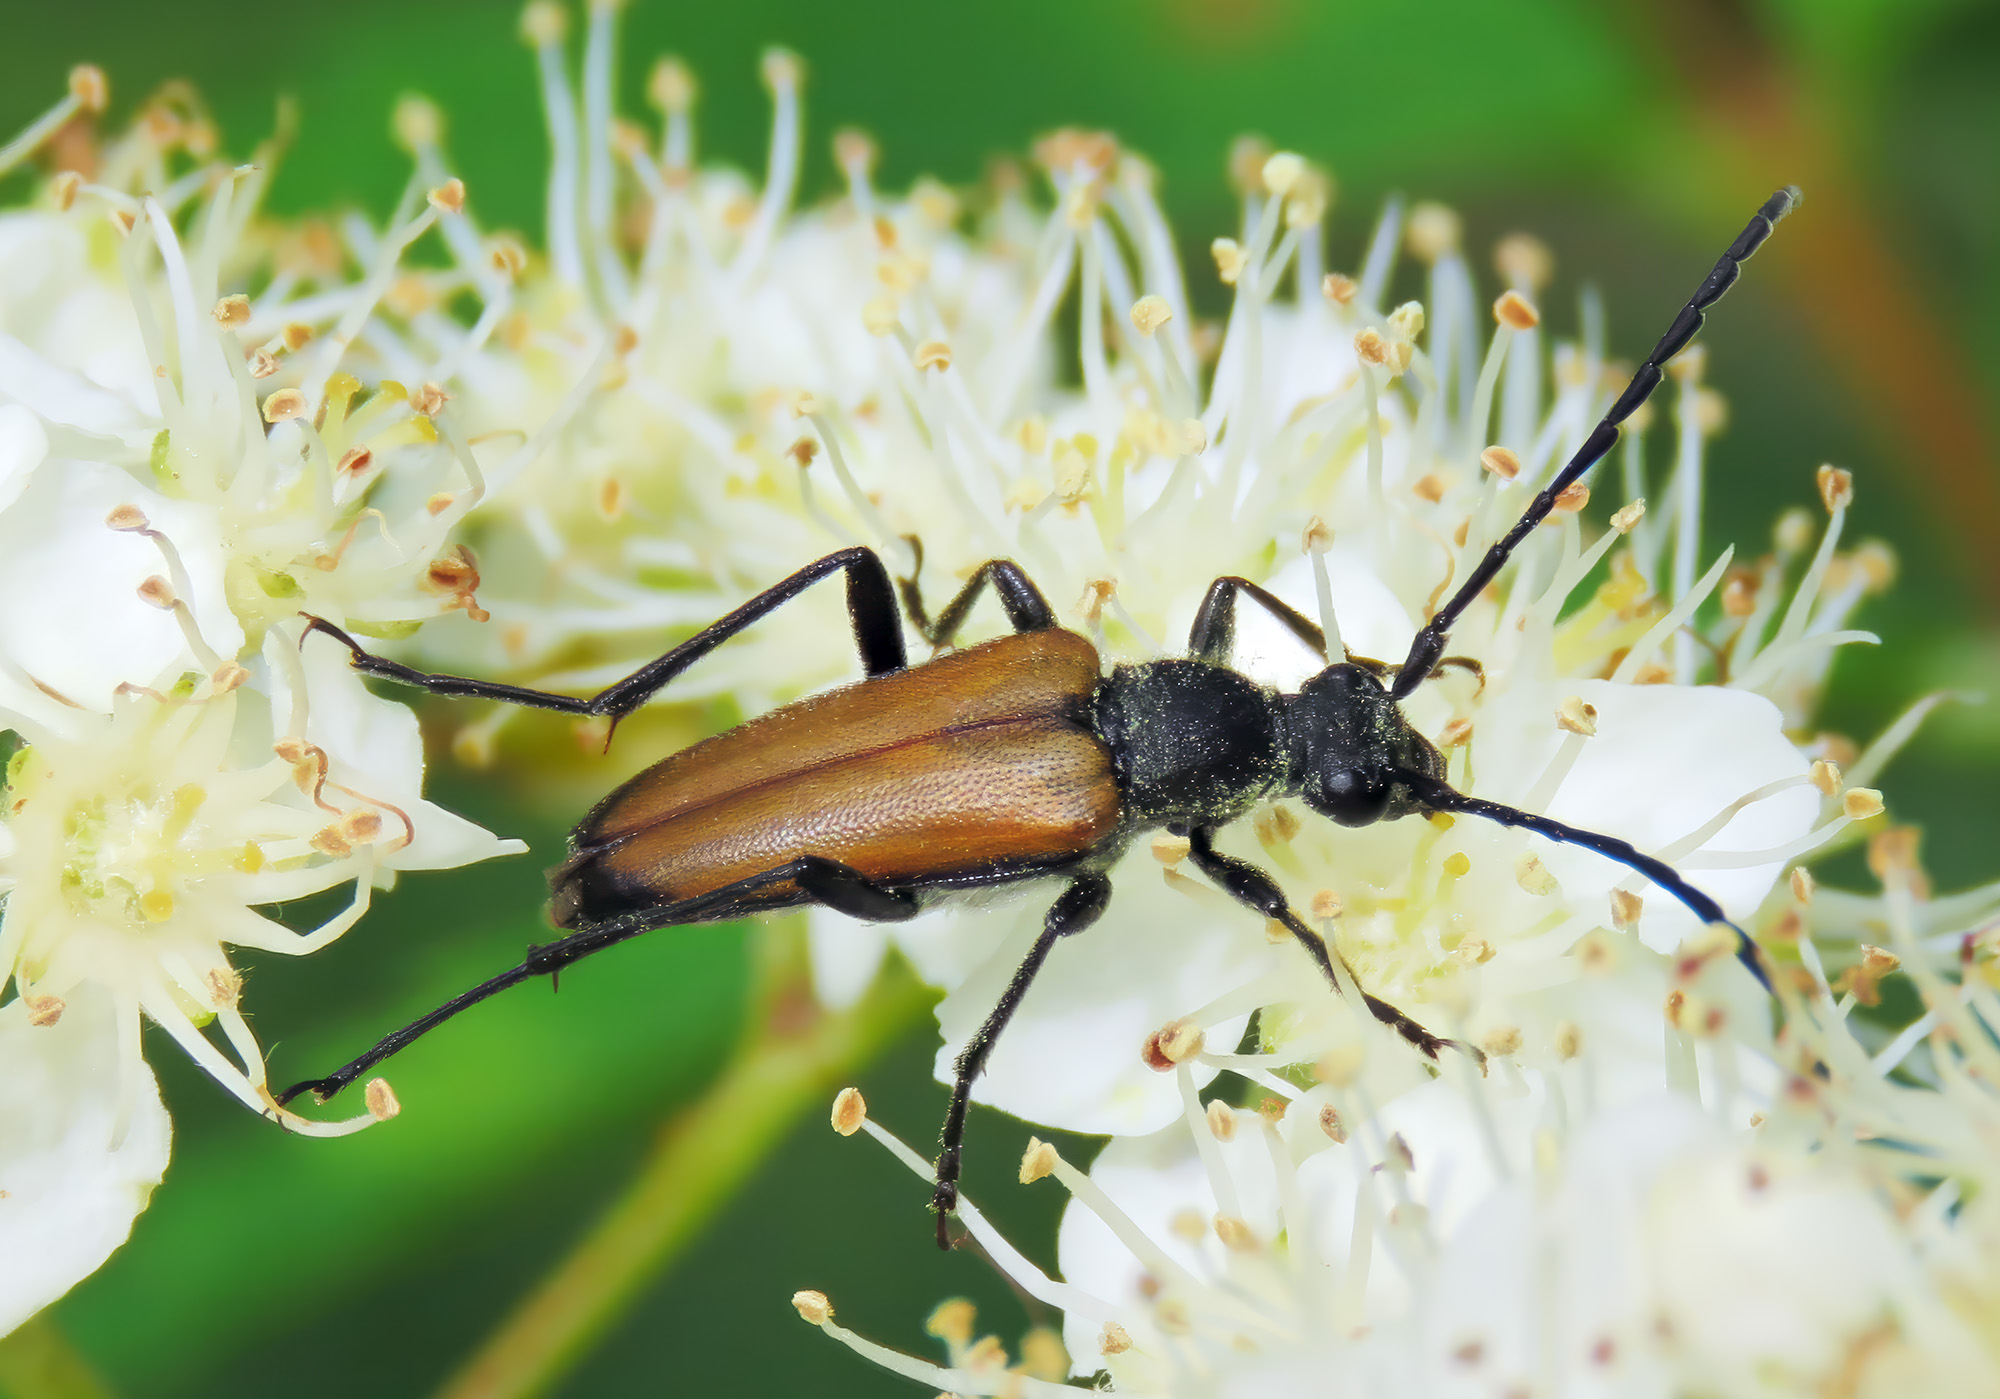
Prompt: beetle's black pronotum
<box><xmin>281</xmin><ymin>187</ymin><xmax>1799</xmax><ymax>1248</ymax></box>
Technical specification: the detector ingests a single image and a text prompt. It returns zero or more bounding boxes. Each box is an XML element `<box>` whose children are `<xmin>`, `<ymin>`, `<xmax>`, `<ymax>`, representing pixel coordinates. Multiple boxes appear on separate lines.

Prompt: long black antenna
<box><xmin>1391</xmin><ymin>186</ymin><xmax>1801</xmax><ymax>700</ymax></box>
<box><xmin>1398</xmin><ymin>771</ymin><xmax>1770</xmax><ymax>988</ymax></box>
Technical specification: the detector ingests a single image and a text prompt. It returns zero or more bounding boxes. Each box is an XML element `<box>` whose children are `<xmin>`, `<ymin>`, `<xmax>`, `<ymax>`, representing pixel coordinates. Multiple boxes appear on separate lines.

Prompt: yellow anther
<box><xmin>261</xmin><ymin>388</ymin><xmax>307</xmax><ymax>423</ymax></box>
<box><xmin>1211</xmin><ymin>237</ymin><xmax>1247</xmax><ymax>286</ymax></box>
<box><xmin>1493</xmin><ymin>289</ymin><xmax>1540</xmax><ymax>330</ymax></box>
<box><xmin>1556</xmin><ymin>696</ymin><xmax>1598</xmax><ymax>736</ymax></box>
<box><xmin>68</xmin><ymin>65</ymin><xmax>109</xmax><ymax>113</ymax></box>
<box><xmin>1406</xmin><ymin>202</ymin><xmax>1461</xmax><ymax>262</ymax></box>
<box><xmin>830</xmin><ymin>1086</ymin><xmax>866</xmax><ymax>1136</ymax></box>
<box><xmin>1020</xmin><ymin>1137</ymin><xmax>1059</xmax><ymax>1183</ymax></box>
<box><xmin>1842</xmin><ymin>788</ymin><xmax>1885</xmax><ymax>820</ymax></box>
<box><xmin>1129</xmin><ymin>294</ymin><xmax>1172</xmax><ymax>335</ymax></box>
<box><xmin>1515</xmin><ymin>852</ymin><xmax>1558</xmax><ymax>896</ymax></box>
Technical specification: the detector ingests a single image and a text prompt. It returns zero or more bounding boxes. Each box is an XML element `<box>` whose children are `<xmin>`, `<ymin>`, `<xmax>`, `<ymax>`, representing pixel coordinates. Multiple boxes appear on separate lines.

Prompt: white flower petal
<box><xmin>0</xmin><ymin>456</ymin><xmax>239</xmax><ymax>709</ymax></box>
<box><xmin>0</xmin><ymin>985</ymin><xmax>170</xmax><ymax>1337</ymax></box>
<box><xmin>930</xmin><ymin>861</ymin><xmax>1277</xmax><ymax>1136</ymax></box>
<box><xmin>0</xmin><ymin>404</ymin><xmax>49</xmax><ymax>517</ymax></box>
<box><xmin>1475</xmin><ymin>681</ymin><xmax>1818</xmax><ymax>949</ymax></box>
<box><xmin>0</xmin><ymin>330</ymin><xmax>152</xmax><ymax>445</ymax></box>
<box><xmin>281</xmin><ymin>635</ymin><xmax>526</xmax><ymax>871</ymax></box>
<box><xmin>807</xmin><ymin>905</ymin><xmax>891</xmax><ymax>1011</ymax></box>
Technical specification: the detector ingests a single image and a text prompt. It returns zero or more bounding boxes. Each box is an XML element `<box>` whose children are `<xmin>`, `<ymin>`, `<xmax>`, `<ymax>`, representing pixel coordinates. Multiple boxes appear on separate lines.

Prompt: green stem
<box><xmin>0</xmin><ymin>1317</ymin><xmax>116</xmax><ymax>1399</ymax></box>
<box><xmin>434</xmin><ymin>930</ymin><xmax>933</xmax><ymax>1399</ymax></box>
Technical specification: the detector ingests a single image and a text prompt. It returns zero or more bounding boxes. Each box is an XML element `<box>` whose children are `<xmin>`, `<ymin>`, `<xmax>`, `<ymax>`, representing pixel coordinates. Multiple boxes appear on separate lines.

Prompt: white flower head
<box><xmin>0</xmin><ymin>644</ymin><xmax>520</xmax><ymax>1135</ymax></box>
<box><xmin>813</xmin><ymin>919</ymin><xmax>2000</xmax><ymax>1399</ymax></box>
<box><xmin>0</xmin><ymin>69</ymin><xmax>533</xmax><ymax>1331</ymax></box>
<box><xmin>0</xmin><ymin>70</ymin><xmax>551</xmax><ymax>727</ymax></box>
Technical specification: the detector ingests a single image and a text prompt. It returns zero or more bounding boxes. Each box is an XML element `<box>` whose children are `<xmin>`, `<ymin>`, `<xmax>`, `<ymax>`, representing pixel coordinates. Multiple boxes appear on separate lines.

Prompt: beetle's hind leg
<box><xmin>931</xmin><ymin>873</ymin><xmax>1111</xmax><ymax>1249</ymax></box>
<box><xmin>276</xmin><ymin>856</ymin><xmax>921</xmax><ymax>1107</ymax></box>
<box><xmin>1185</xmin><ymin>828</ymin><xmax>1463</xmax><ymax>1060</ymax></box>
<box><xmin>300</xmin><ymin>546</ymin><xmax>910</xmax><ymax>726</ymax></box>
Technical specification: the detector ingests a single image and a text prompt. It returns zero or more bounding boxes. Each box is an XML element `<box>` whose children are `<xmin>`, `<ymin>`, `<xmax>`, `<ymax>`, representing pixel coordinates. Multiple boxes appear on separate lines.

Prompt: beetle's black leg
<box><xmin>931</xmin><ymin>872</ymin><xmax>1111</xmax><ymax>1249</ymax></box>
<box><xmin>275</xmin><ymin>855</ymin><xmax>920</xmax><ymax>1107</ymax></box>
<box><xmin>1391</xmin><ymin>187</ymin><xmax>1800</xmax><ymax>699</ymax></box>
<box><xmin>301</xmin><ymin>545</ymin><xmax>908</xmax><ymax>723</ymax></box>
<box><xmin>1397</xmin><ymin>770</ymin><xmax>1770</xmax><ymax>989</ymax></box>
<box><xmin>900</xmin><ymin>548</ymin><xmax>1055</xmax><ymax>648</ymax></box>
<box><xmin>1188</xmin><ymin>576</ymin><xmax>1329</xmax><ymax>665</ymax></box>
<box><xmin>1186</xmin><ymin>828</ymin><xmax>1456</xmax><ymax>1059</ymax></box>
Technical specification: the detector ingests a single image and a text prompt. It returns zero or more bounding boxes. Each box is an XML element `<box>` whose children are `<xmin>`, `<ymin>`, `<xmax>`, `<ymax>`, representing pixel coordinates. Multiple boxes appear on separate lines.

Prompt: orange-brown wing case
<box><xmin>549</xmin><ymin>628</ymin><xmax>1119</xmax><ymax>926</ymax></box>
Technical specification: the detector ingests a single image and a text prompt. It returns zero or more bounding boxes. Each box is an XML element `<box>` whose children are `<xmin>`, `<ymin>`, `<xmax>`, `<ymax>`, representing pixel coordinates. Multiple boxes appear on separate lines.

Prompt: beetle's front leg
<box><xmin>1184</xmin><ymin>828</ymin><xmax>1456</xmax><ymax>1060</ymax></box>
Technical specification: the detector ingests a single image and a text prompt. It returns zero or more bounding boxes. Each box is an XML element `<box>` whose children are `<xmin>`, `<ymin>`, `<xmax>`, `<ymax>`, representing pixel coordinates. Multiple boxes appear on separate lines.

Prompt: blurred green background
<box><xmin>3</xmin><ymin>0</ymin><xmax>1997</xmax><ymax>1394</ymax></box>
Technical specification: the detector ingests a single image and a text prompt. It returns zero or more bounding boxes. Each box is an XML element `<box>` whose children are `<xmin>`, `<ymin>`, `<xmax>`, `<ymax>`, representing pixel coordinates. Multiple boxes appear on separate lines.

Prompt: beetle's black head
<box><xmin>1284</xmin><ymin>663</ymin><xmax>1444</xmax><ymax>827</ymax></box>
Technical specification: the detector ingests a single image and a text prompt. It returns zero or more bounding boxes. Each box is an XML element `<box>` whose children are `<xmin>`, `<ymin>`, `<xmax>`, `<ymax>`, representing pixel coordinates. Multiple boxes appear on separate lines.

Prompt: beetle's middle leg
<box><xmin>896</xmin><ymin>540</ymin><xmax>1054</xmax><ymax>648</ymax></box>
<box><xmin>931</xmin><ymin>872</ymin><xmax>1111</xmax><ymax>1250</ymax></box>
<box><xmin>300</xmin><ymin>545</ymin><xmax>910</xmax><ymax>724</ymax></box>
<box><xmin>276</xmin><ymin>855</ymin><xmax>920</xmax><ymax>1108</ymax></box>
<box><xmin>1184</xmin><ymin>828</ymin><xmax>1457</xmax><ymax>1060</ymax></box>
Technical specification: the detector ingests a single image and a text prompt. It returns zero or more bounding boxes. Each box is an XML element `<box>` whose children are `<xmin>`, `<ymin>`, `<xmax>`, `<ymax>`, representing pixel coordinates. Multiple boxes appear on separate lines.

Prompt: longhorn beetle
<box><xmin>282</xmin><ymin>187</ymin><xmax>1799</xmax><ymax>1248</ymax></box>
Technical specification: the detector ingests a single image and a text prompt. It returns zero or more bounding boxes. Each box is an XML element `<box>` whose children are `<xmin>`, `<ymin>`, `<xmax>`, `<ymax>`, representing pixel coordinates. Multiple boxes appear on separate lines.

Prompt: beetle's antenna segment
<box><xmin>1390</xmin><ymin>186</ymin><xmax>1800</xmax><ymax>700</ymax></box>
<box><xmin>1397</xmin><ymin>769</ymin><xmax>1771</xmax><ymax>989</ymax></box>
<box><xmin>1302</xmin><ymin>516</ymin><xmax>1348</xmax><ymax>662</ymax></box>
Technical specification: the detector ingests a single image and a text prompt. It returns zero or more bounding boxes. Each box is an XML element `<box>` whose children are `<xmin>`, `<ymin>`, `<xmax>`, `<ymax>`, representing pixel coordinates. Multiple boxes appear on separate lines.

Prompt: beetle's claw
<box><xmin>276</xmin><ymin>1075</ymin><xmax>344</xmax><ymax>1107</ymax></box>
<box><xmin>296</xmin><ymin>612</ymin><xmax>366</xmax><ymax>663</ymax></box>
<box><xmin>930</xmin><ymin>1180</ymin><xmax>958</xmax><ymax>1250</ymax></box>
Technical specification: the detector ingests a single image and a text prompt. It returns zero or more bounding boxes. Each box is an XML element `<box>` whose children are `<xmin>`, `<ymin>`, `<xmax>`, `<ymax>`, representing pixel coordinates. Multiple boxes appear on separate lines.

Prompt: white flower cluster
<box><xmin>303</xmin><ymin>7</ymin><xmax>1968</xmax><ymax>1391</ymax></box>
<box><xmin>398</xmin><ymin>13</ymin><xmax>1992</xmax><ymax>1399</ymax></box>
<box><xmin>0</xmin><ymin>71</ymin><xmax>536</xmax><ymax>1330</ymax></box>
<box><xmin>343</xmin><ymin>7</ymin><xmax>1975</xmax><ymax>1393</ymax></box>
<box><xmin>0</xmin><ymin>4</ymin><xmax>1972</xmax><ymax>1391</ymax></box>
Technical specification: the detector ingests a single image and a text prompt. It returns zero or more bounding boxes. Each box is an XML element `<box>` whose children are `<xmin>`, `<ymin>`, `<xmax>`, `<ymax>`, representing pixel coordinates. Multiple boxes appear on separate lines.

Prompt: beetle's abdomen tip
<box><xmin>547</xmin><ymin>871</ymin><xmax>589</xmax><ymax>930</ymax></box>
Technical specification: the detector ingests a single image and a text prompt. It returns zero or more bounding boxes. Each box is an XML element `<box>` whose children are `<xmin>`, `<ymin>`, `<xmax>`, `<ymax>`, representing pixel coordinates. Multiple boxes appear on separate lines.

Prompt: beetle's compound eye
<box><xmin>1305</xmin><ymin>766</ymin><xmax>1392</xmax><ymax>828</ymax></box>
